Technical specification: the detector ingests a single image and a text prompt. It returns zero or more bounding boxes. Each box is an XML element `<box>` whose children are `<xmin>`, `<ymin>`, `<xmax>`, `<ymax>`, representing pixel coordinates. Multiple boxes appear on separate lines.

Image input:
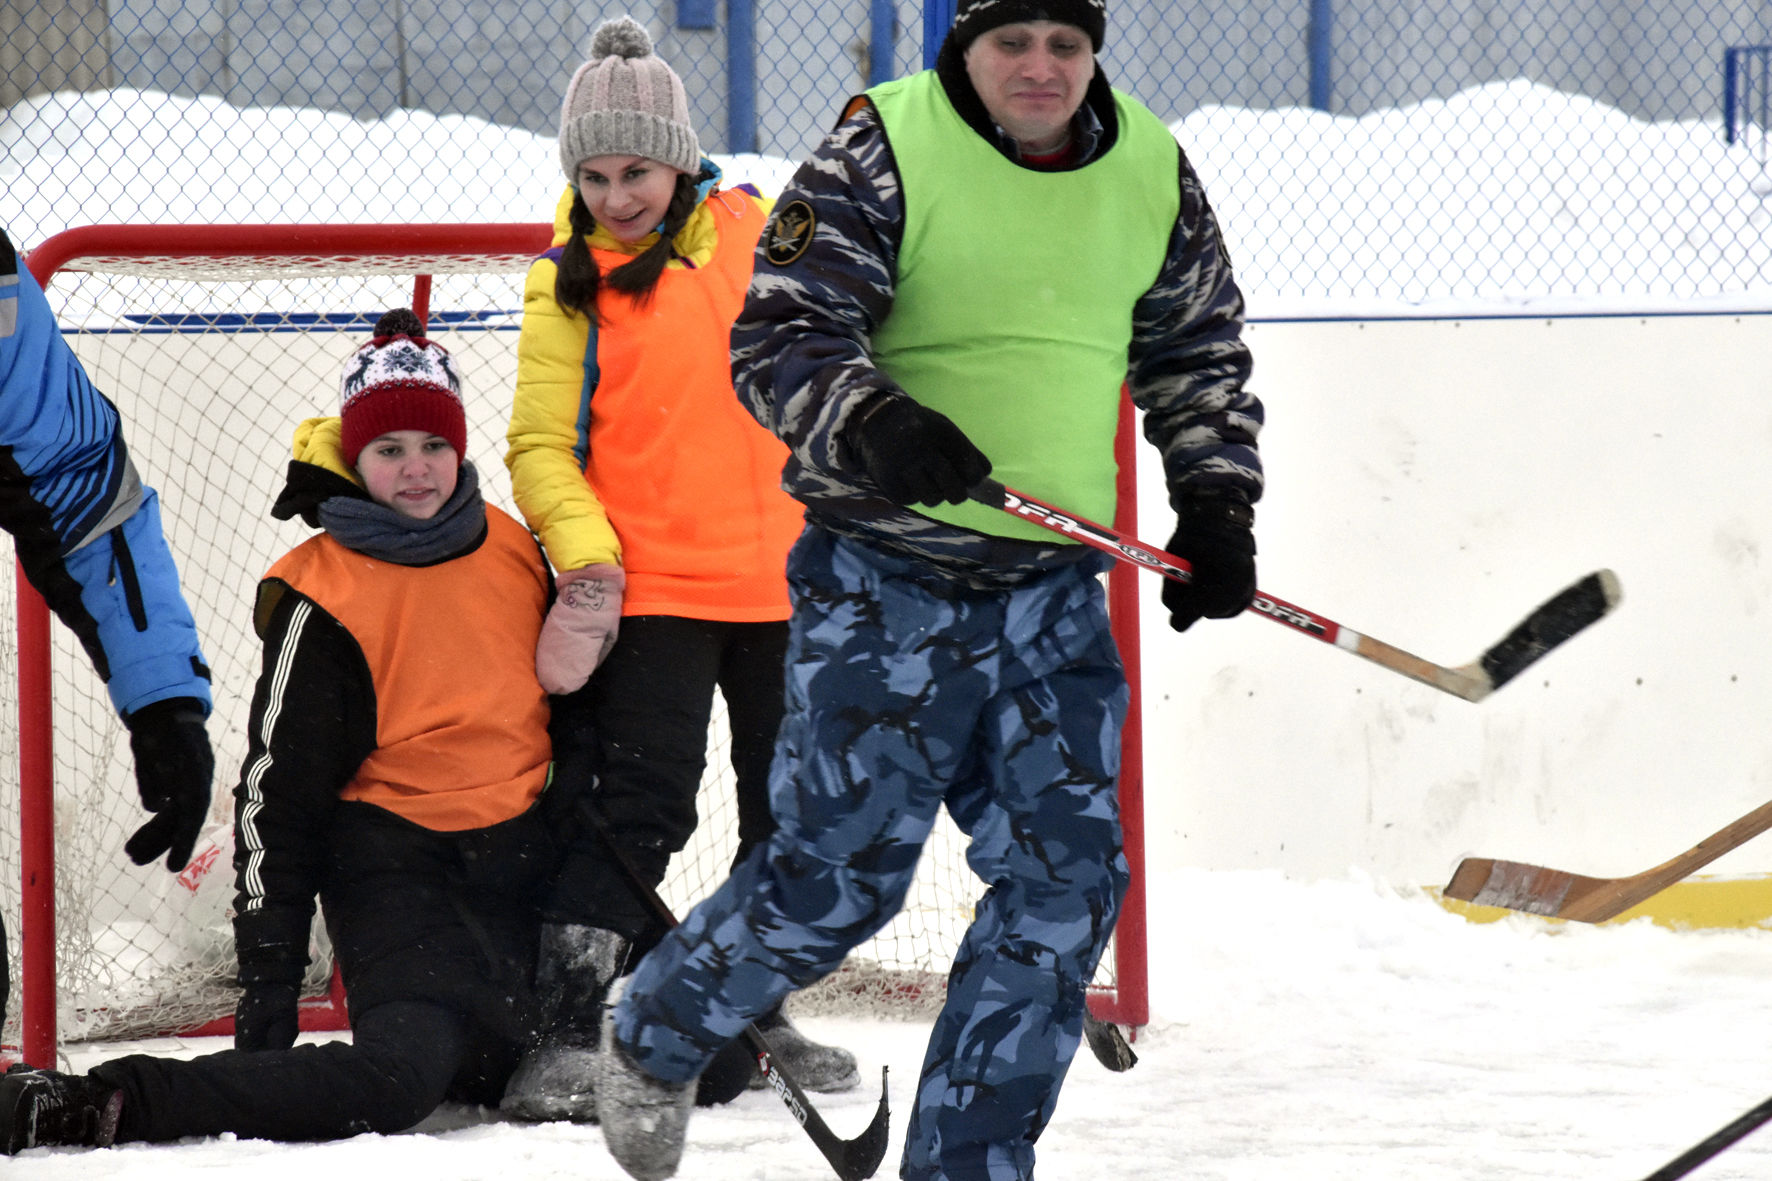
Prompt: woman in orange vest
<box><xmin>1</xmin><ymin>309</ymin><xmax>574</xmax><ymax>1151</ymax></box>
<box><xmin>501</xmin><ymin>18</ymin><xmax>857</xmax><ymax>1120</ymax></box>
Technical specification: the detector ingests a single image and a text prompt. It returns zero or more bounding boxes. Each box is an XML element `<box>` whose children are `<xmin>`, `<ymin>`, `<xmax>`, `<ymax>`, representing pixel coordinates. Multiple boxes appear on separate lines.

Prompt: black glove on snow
<box><xmin>234</xmin><ymin>983</ymin><xmax>301</xmax><ymax>1052</ymax></box>
<box><xmin>843</xmin><ymin>393</ymin><xmax>992</xmax><ymax>507</ymax></box>
<box><xmin>1162</xmin><ymin>493</ymin><xmax>1257</xmax><ymax>633</ymax></box>
<box><xmin>123</xmin><ymin>696</ymin><xmax>214</xmax><ymax>872</ymax></box>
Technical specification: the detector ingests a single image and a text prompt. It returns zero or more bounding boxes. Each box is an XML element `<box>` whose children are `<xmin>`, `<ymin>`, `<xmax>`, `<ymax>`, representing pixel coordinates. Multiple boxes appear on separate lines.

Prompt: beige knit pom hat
<box><xmin>557</xmin><ymin>16</ymin><xmax>701</xmax><ymax>182</ymax></box>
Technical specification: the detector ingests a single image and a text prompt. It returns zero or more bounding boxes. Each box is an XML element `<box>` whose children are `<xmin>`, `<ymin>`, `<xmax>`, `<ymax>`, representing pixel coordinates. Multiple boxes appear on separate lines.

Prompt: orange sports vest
<box><xmin>264</xmin><ymin>507</ymin><xmax>553</xmax><ymax>832</ymax></box>
<box><xmin>585</xmin><ymin>192</ymin><xmax>804</xmax><ymax>620</ymax></box>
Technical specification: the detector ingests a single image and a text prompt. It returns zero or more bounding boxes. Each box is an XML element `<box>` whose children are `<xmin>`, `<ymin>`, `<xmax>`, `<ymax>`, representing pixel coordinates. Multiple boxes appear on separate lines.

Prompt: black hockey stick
<box><xmin>744</xmin><ymin>1028</ymin><xmax>889</xmax><ymax>1181</ymax></box>
<box><xmin>1641</xmin><ymin>1093</ymin><xmax>1772</xmax><ymax>1180</ymax></box>
<box><xmin>969</xmin><ymin>480</ymin><xmax>1620</xmax><ymax>703</ymax></box>
<box><xmin>588</xmin><ymin>820</ymin><xmax>890</xmax><ymax>1181</ymax></box>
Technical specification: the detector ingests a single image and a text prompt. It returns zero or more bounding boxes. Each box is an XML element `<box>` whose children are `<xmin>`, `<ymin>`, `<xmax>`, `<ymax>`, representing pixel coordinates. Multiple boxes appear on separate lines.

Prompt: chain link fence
<box><xmin>5</xmin><ymin>2</ymin><xmax>1772</xmax><ymax>304</ymax></box>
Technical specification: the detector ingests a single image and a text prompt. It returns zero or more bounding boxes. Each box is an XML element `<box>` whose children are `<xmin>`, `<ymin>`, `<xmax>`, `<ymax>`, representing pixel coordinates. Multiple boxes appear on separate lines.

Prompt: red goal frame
<box><xmin>8</xmin><ymin>222</ymin><xmax>1149</xmax><ymax>1069</ymax></box>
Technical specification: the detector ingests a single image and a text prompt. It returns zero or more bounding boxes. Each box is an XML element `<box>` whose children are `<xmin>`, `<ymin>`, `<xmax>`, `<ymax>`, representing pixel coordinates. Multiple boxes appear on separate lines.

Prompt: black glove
<box><xmin>234</xmin><ymin>983</ymin><xmax>301</xmax><ymax>1052</ymax></box>
<box><xmin>843</xmin><ymin>393</ymin><xmax>992</xmax><ymax>507</ymax></box>
<box><xmin>1162</xmin><ymin>493</ymin><xmax>1257</xmax><ymax>633</ymax></box>
<box><xmin>123</xmin><ymin>696</ymin><xmax>214</xmax><ymax>872</ymax></box>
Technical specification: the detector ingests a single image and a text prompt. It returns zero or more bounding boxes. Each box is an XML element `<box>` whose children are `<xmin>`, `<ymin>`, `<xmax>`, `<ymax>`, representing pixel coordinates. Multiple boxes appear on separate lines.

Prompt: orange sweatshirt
<box><xmin>265</xmin><ymin>507</ymin><xmax>553</xmax><ymax>832</ymax></box>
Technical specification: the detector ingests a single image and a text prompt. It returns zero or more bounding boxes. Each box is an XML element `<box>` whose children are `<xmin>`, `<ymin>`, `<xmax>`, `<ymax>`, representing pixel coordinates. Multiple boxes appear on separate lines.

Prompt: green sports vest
<box><xmin>868</xmin><ymin>71</ymin><xmax>1180</xmax><ymax>542</ymax></box>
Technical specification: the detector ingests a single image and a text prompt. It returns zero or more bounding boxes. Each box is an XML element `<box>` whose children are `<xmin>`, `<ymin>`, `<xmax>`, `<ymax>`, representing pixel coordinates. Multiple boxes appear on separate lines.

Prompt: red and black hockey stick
<box><xmin>969</xmin><ymin>479</ymin><xmax>1619</xmax><ymax>703</ymax></box>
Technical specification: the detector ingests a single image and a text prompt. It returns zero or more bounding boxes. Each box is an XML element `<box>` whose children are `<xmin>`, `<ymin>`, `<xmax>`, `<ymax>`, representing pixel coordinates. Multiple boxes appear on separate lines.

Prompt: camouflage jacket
<box><xmin>731</xmin><ymin>67</ymin><xmax>1263</xmax><ymax>588</ymax></box>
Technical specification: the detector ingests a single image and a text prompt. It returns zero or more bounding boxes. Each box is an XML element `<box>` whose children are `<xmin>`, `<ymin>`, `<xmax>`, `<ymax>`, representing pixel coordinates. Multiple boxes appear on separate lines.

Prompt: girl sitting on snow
<box><xmin>1</xmin><ymin>309</ymin><xmax>572</xmax><ymax>1152</ymax></box>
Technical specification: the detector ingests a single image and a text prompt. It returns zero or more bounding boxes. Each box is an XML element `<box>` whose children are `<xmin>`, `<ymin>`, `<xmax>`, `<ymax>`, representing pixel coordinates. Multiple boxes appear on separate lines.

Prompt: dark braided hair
<box><xmin>554</xmin><ymin>168</ymin><xmax>708</xmax><ymax>319</ymax></box>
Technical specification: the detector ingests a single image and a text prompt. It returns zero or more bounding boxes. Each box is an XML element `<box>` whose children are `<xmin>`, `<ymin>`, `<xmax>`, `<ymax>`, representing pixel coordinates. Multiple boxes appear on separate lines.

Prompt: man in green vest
<box><xmin>592</xmin><ymin>4</ymin><xmax>1263</xmax><ymax>1179</ymax></box>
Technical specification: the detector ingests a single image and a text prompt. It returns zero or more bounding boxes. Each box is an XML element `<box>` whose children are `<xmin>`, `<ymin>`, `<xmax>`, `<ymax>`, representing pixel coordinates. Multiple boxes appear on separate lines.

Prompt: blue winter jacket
<box><xmin>0</xmin><ymin>229</ymin><xmax>211</xmax><ymax>719</ymax></box>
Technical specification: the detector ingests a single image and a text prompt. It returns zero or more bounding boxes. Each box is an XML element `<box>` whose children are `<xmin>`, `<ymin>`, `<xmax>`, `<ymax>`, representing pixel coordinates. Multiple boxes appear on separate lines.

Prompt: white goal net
<box><xmin>1</xmin><ymin>225</ymin><xmax>1131</xmax><ymax>1060</ymax></box>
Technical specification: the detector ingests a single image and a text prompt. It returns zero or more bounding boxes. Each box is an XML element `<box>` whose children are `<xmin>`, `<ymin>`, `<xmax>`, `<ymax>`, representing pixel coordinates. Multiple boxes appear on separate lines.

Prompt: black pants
<box><xmin>545</xmin><ymin>616</ymin><xmax>788</xmax><ymax>940</ymax></box>
<box><xmin>93</xmin><ymin>1001</ymin><xmax>511</xmax><ymax>1143</ymax></box>
<box><xmin>91</xmin><ymin>800</ymin><xmax>561</xmax><ymax>1143</ymax></box>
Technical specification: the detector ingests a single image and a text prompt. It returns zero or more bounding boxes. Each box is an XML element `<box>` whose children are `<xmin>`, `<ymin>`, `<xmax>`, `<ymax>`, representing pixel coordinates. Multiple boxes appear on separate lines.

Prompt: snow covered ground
<box><xmin>11</xmin><ymin>869</ymin><xmax>1772</xmax><ymax>1179</ymax></box>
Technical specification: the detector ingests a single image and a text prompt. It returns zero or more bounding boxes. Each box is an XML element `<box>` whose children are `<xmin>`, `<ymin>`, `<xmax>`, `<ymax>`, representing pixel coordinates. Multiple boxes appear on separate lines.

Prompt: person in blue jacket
<box><xmin>1</xmin><ymin>226</ymin><xmax>215</xmax><ymax>1036</ymax></box>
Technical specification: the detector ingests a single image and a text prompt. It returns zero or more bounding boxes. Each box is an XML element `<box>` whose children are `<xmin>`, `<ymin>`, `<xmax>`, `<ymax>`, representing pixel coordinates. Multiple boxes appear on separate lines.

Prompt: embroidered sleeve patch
<box><xmin>763</xmin><ymin>200</ymin><xmax>816</xmax><ymax>267</ymax></box>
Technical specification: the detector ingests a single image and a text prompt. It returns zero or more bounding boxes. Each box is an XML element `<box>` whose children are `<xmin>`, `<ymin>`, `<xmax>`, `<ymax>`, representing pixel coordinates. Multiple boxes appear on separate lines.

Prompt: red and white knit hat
<box><xmin>338</xmin><ymin>308</ymin><xmax>466</xmax><ymax>467</ymax></box>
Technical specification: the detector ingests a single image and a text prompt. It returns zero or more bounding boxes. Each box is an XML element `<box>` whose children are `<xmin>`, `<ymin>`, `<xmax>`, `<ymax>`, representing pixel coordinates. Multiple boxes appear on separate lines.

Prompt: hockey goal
<box><xmin>2</xmin><ymin>222</ymin><xmax>1149</xmax><ymax>1070</ymax></box>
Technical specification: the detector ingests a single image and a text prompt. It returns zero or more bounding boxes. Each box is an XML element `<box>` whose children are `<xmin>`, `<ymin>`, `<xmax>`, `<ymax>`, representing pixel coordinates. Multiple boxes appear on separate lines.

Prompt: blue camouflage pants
<box><xmin>613</xmin><ymin>526</ymin><xmax>1130</xmax><ymax>1181</ymax></box>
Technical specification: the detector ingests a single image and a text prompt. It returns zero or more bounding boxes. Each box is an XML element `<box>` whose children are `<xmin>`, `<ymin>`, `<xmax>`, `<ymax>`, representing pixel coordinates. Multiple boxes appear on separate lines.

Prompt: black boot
<box><xmin>748</xmin><ymin>1005</ymin><xmax>860</xmax><ymax>1093</ymax></box>
<box><xmin>694</xmin><ymin>1036</ymin><xmax>759</xmax><ymax>1107</ymax></box>
<box><xmin>0</xmin><ymin>1065</ymin><xmax>124</xmax><ymax>1155</ymax></box>
<box><xmin>501</xmin><ymin>923</ymin><xmax>629</xmax><ymax>1122</ymax></box>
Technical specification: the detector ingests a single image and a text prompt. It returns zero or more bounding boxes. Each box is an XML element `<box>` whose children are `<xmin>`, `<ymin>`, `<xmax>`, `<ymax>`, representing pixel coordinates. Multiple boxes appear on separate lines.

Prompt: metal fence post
<box><xmin>728</xmin><ymin>0</ymin><xmax>757</xmax><ymax>153</ymax></box>
<box><xmin>1723</xmin><ymin>45</ymin><xmax>1772</xmax><ymax>162</ymax></box>
<box><xmin>1726</xmin><ymin>47</ymin><xmax>1742</xmax><ymax>145</ymax></box>
<box><xmin>1309</xmin><ymin>0</ymin><xmax>1334</xmax><ymax>112</ymax></box>
<box><xmin>924</xmin><ymin>0</ymin><xmax>956</xmax><ymax>70</ymax></box>
<box><xmin>869</xmin><ymin>0</ymin><xmax>898</xmax><ymax>86</ymax></box>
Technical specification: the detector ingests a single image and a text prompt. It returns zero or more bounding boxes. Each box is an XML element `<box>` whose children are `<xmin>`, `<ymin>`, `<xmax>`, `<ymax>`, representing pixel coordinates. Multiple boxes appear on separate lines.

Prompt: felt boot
<box><xmin>500</xmin><ymin>923</ymin><xmax>629</xmax><ymax>1122</ymax></box>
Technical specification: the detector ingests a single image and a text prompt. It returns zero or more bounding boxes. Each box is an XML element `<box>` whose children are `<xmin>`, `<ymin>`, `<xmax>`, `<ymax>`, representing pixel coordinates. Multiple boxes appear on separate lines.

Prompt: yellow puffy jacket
<box><xmin>505</xmin><ymin>184</ymin><xmax>805</xmax><ymax>620</ymax></box>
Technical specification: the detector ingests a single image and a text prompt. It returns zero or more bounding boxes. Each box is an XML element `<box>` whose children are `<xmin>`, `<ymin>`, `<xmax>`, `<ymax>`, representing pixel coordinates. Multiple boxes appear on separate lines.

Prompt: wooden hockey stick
<box><xmin>1641</xmin><ymin>1092</ymin><xmax>1772</xmax><ymax>1180</ymax></box>
<box><xmin>969</xmin><ymin>480</ymin><xmax>1620</xmax><ymax>703</ymax></box>
<box><xmin>1443</xmin><ymin>796</ymin><xmax>1772</xmax><ymax>922</ymax></box>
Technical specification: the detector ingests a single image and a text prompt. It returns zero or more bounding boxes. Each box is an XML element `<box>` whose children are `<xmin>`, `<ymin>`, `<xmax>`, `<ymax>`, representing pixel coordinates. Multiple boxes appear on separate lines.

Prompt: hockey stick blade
<box><xmin>1641</xmin><ymin>1093</ymin><xmax>1772</xmax><ymax>1181</ymax></box>
<box><xmin>747</xmin><ymin>1031</ymin><xmax>890</xmax><ymax>1181</ymax></box>
<box><xmin>1444</xmin><ymin>796</ymin><xmax>1772</xmax><ymax>922</ymax></box>
<box><xmin>589</xmin><ymin>818</ymin><xmax>890</xmax><ymax>1176</ymax></box>
<box><xmin>1082</xmin><ymin>1013</ymin><xmax>1138</xmax><ymax>1072</ymax></box>
<box><xmin>969</xmin><ymin>480</ymin><xmax>1619</xmax><ymax>703</ymax></box>
<box><xmin>1469</xmin><ymin>568</ymin><xmax>1622</xmax><ymax>695</ymax></box>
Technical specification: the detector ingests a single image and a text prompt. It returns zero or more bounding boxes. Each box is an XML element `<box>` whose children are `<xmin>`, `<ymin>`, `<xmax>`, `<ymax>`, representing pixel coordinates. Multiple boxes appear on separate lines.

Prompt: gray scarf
<box><xmin>317</xmin><ymin>461</ymin><xmax>488</xmax><ymax>566</ymax></box>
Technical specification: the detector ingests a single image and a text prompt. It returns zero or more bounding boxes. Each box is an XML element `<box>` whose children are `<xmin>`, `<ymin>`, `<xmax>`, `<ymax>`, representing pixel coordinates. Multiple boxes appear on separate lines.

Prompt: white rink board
<box><xmin>1135</xmin><ymin>311</ymin><xmax>1772</xmax><ymax>888</ymax></box>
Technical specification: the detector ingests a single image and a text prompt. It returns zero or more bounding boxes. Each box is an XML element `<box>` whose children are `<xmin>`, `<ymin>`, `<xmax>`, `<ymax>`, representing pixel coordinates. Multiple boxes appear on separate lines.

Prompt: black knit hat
<box><xmin>948</xmin><ymin>0</ymin><xmax>1107</xmax><ymax>54</ymax></box>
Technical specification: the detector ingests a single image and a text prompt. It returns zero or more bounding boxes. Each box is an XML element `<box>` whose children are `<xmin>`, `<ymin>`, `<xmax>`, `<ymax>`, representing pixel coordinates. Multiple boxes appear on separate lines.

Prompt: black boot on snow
<box><xmin>501</xmin><ymin>923</ymin><xmax>630</xmax><ymax>1123</ymax></box>
<box><xmin>0</xmin><ymin>1065</ymin><xmax>124</xmax><ymax>1155</ymax></box>
<box><xmin>747</xmin><ymin>1006</ymin><xmax>860</xmax><ymax>1093</ymax></box>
